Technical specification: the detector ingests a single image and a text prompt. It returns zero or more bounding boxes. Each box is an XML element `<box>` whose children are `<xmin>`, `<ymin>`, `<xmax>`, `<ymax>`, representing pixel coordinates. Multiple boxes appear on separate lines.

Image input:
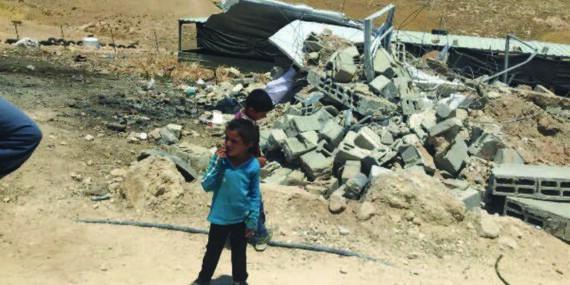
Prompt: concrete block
<box><xmin>335</xmin><ymin>142</ymin><xmax>372</xmax><ymax>164</ymax></box>
<box><xmin>400</xmin><ymin>144</ymin><xmax>436</xmax><ymax>174</ymax></box>
<box><xmin>334</xmin><ymin>61</ymin><xmax>357</xmax><ymax>83</ymax></box>
<box><xmin>355</xmin><ymin>95</ymin><xmax>398</xmax><ymax>116</ymax></box>
<box><xmin>266</xmin><ymin>129</ymin><xmax>288</xmax><ymax>151</ymax></box>
<box><xmin>401</xmin><ymin>96</ymin><xmax>424</xmax><ymax>116</ymax></box>
<box><xmin>408</xmin><ymin>110</ymin><xmax>437</xmax><ymax>131</ymax></box>
<box><xmin>380</xmin><ymin>129</ymin><xmax>394</xmax><ymax>145</ymax></box>
<box><xmin>369</xmin><ymin>75</ymin><xmax>398</xmax><ymax>100</ymax></box>
<box><xmin>362</xmin><ymin>148</ymin><xmax>397</xmax><ymax>175</ymax></box>
<box><xmin>299</xmin><ymin>131</ymin><xmax>319</xmax><ymax>146</ymax></box>
<box><xmin>320</xmin><ymin>120</ymin><xmax>345</xmax><ymax>148</ymax></box>
<box><xmin>504</xmin><ymin>196</ymin><xmax>570</xmax><ymax>242</ymax></box>
<box><xmin>341</xmin><ymin>160</ymin><xmax>362</xmax><ymax>184</ymax></box>
<box><xmin>292</xmin><ymin>115</ymin><xmax>321</xmax><ymax>133</ymax></box>
<box><xmin>451</xmin><ymin>188</ymin><xmax>481</xmax><ymax>212</ymax></box>
<box><xmin>343</xmin><ymin>173</ymin><xmax>369</xmax><ymax>200</ymax></box>
<box><xmin>436</xmin><ymin>139</ymin><xmax>468</xmax><ymax>175</ymax></box>
<box><xmin>494</xmin><ymin>148</ymin><xmax>524</xmax><ymax>164</ymax></box>
<box><xmin>469</xmin><ymin>132</ymin><xmax>504</xmax><ymax>160</ymax></box>
<box><xmin>300</xmin><ymin>151</ymin><xmax>333</xmax><ymax>180</ymax></box>
<box><xmin>283</xmin><ymin>137</ymin><xmax>316</xmax><ymax>162</ymax></box>
<box><xmin>264</xmin><ymin>167</ymin><xmax>294</xmax><ymax>185</ymax></box>
<box><xmin>354</xmin><ymin>126</ymin><xmax>382</xmax><ymax>150</ymax></box>
<box><xmin>491</xmin><ymin>164</ymin><xmax>570</xmax><ymax>201</ymax></box>
<box><xmin>373</xmin><ymin>48</ymin><xmax>396</xmax><ymax>78</ymax></box>
<box><xmin>429</xmin><ymin>118</ymin><xmax>463</xmax><ymax>138</ymax></box>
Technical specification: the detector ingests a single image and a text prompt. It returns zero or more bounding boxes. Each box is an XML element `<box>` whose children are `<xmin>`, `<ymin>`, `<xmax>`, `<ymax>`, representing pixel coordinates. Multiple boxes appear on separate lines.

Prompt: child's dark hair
<box><xmin>227</xmin><ymin>118</ymin><xmax>260</xmax><ymax>154</ymax></box>
<box><xmin>245</xmin><ymin>89</ymin><xmax>274</xmax><ymax>112</ymax></box>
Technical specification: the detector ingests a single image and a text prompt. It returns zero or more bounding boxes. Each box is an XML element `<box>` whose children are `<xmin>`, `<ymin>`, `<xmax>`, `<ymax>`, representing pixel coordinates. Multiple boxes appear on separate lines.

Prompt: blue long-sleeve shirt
<box><xmin>201</xmin><ymin>154</ymin><xmax>261</xmax><ymax>230</ymax></box>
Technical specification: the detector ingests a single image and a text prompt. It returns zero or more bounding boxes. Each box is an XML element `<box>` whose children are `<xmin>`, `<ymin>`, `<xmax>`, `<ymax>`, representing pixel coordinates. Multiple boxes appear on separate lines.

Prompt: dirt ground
<box><xmin>1</xmin><ymin>1</ymin><xmax>570</xmax><ymax>285</ymax></box>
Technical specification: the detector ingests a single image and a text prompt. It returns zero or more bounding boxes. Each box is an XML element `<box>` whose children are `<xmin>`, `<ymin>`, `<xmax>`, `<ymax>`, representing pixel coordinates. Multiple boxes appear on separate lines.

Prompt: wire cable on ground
<box><xmin>76</xmin><ymin>219</ymin><xmax>387</xmax><ymax>264</ymax></box>
<box><xmin>495</xmin><ymin>254</ymin><xmax>510</xmax><ymax>285</ymax></box>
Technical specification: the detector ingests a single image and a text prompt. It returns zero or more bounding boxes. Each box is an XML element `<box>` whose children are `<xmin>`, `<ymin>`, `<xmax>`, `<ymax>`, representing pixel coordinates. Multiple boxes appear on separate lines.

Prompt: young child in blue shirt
<box><xmin>192</xmin><ymin>118</ymin><xmax>261</xmax><ymax>285</ymax></box>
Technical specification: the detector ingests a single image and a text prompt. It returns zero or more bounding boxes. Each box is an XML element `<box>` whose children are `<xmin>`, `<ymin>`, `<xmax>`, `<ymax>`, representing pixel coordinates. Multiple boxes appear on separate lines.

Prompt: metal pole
<box><xmin>364</xmin><ymin>19</ymin><xmax>373</xmax><ymax>82</ymax></box>
<box><xmin>178</xmin><ymin>21</ymin><xmax>182</xmax><ymax>53</ymax></box>
<box><xmin>503</xmin><ymin>34</ymin><xmax>510</xmax><ymax>83</ymax></box>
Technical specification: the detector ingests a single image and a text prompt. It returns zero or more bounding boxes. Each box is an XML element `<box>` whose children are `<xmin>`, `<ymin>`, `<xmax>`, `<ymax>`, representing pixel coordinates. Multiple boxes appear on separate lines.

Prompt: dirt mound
<box><xmin>483</xmin><ymin>94</ymin><xmax>570</xmax><ymax>165</ymax></box>
<box><xmin>365</xmin><ymin>169</ymin><xmax>465</xmax><ymax>226</ymax></box>
<box><xmin>119</xmin><ymin>156</ymin><xmax>186</xmax><ymax>210</ymax></box>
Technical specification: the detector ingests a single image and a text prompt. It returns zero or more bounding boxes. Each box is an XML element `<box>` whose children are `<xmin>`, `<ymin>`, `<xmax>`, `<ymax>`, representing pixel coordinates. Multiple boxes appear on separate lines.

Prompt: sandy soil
<box><xmin>0</xmin><ymin>1</ymin><xmax>570</xmax><ymax>285</ymax></box>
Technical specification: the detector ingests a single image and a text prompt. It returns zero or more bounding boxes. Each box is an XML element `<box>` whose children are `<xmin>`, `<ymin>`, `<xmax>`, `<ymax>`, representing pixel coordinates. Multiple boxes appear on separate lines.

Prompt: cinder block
<box><xmin>283</xmin><ymin>137</ymin><xmax>316</xmax><ymax>162</ymax></box>
<box><xmin>292</xmin><ymin>115</ymin><xmax>321</xmax><ymax>133</ymax></box>
<box><xmin>491</xmin><ymin>164</ymin><xmax>570</xmax><ymax>201</ymax></box>
<box><xmin>320</xmin><ymin>120</ymin><xmax>345</xmax><ymax>148</ymax></box>
<box><xmin>373</xmin><ymin>48</ymin><xmax>396</xmax><ymax>78</ymax></box>
<box><xmin>451</xmin><ymin>188</ymin><xmax>481</xmax><ymax>212</ymax></box>
<box><xmin>401</xmin><ymin>96</ymin><xmax>424</xmax><ymax>116</ymax></box>
<box><xmin>369</xmin><ymin>75</ymin><xmax>398</xmax><ymax>100</ymax></box>
<box><xmin>265</xmin><ymin>129</ymin><xmax>288</xmax><ymax>151</ymax></box>
<box><xmin>469</xmin><ymin>132</ymin><xmax>504</xmax><ymax>160</ymax></box>
<box><xmin>335</xmin><ymin>142</ymin><xmax>372</xmax><ymax>164</ymax></box>
<box><xmin>299</xmin><ymin>131</ymin><xmax>319</xmax><ymax>146</ymax></box>
<box><xmin>362</xmin><ymin>147</ymin><xmax>397</xmax><ymax>175</ymax></box>
<box><xmin>436</xmin><ymin>139</ymin><xmax>468</xmax><ymax>175</ymax></box>
<box><xmin>343</xmin><ymin>173</ymin><xmax>369</xmax><ymax>200</ymax></box>
<box><xmin>429</xmin><ymin>118</ymin><xmax>463</xmax><ymax>137</ymax></box>
<box><xmin>399</xmin><ymin>144</ymin><xmax>436</xmax><ymax>174</ymax></box>
<box><xmin>380</xmin><ymin>129</ymin><xmax>394</xmax><ymax>145</ymax></box>
<box><xmin>354</xmin><ymin>126</ymin><xmax>382</xmax><ymax>150</ymax></box>
<box><xmin>341</xmin><ymin>160</ymin><xmax>362</xmax><ymax>184</ymax></box>
<box><xmin>300</xmin><ymin>151</ymin><xmax>333</xmax><ymax>180</ymax></box>
<box><xmin>494</xmin><ymin>148</ymin><xmax>524</xmax><ymax>164</ymax></box>
<box><xmin>504</xmin><ymin>196</ymin><xmax>570</xmax><ymax>242</ymax></box>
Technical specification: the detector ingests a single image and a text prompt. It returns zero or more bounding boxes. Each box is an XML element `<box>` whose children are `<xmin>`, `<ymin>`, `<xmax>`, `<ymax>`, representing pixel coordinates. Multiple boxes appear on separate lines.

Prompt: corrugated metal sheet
<box><xmin>392</xmin><ymin>30</ymin><xmax>570</xmax><ymax>58</ymax></box>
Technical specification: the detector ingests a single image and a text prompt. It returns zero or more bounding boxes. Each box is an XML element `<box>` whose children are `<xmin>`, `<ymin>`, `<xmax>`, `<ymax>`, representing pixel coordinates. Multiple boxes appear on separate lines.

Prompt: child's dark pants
<box><xmin>198</xmin><ymin>222</ymin><xmax>248</xmax><ymax>283</ymax></box>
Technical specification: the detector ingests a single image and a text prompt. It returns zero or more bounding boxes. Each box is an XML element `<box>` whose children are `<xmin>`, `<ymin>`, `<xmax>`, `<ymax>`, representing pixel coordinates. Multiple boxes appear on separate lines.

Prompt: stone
<box><xmin>380</xmin><ymin>129</ymin><xmax>394</xmax><ymax>145</ymax></box>
<box><xmin>436</xmin><ymin>103</ymin><xmax>456</xmax><ymax>120</ymax></box>
<box><xmin>338</xmin><ymin>226</ymin><xmax>351</xmax><ymax>236</ymax></box>
<box><xmin>369</xmin><ymin>166</ymin><xmax>392</xmax><ymax>178</ymax></box>
<box><xmin>450</xmin><ymin>188</ymin><xmax>481</xmax><ymax>212</ymax></box>
<box><xmin>300</xmin><ymin>151</ymin><xmax>333</xmax><ymax>180</ymax></box>
<box><xmin>355</xmin><ymin>95</ymin><xmax>398</xmax><ymax>116</ymax></box>
<box><xmin>312</xmin><ymin>176</ymin><xmax>339</xmax><ymax>197</ymax></box>
<box><xmin>127</xmin><ymin>132</ymin><xmax>140</xmax><ymax>144</ymax></box>
<box><xmin>299</xmin><ymin>131</ymin><xmax>319</xmax><ymax>146</ymax></box>
<box><xmin>357</xmin><ymin>202</ymin><xmax>376</xmax><ymax>221</ymax></box>
<box><xmin>166</xmin><ymin>124</ymin><xmax>183</xmax><ymax>139</ymax></box>
<box><xmin>287</xmin><ymin>170</ymin><xmax>305</xmax><ymax>186</ymax></box>
<box><xmin>494</xmin><ymin>148</ymin><xmax>524</xmax><ymax>164</ymax></box>
<box><xmin>149</xmin><ymin>128</ymin><xmax>161</xmax><ymax>140</ymax></box>
<box><xmin>84</xmin><ymin>135</ymin><xmax>95</xmax><ymax>141</ymax></box>
<box><xmin>137</xmin><ymin>150</ymin><xmax>197</xmax><ymax>182</ymax></box>
<box><xmin>400</xmin><ymin>144</ymin><xmax>436</xmax><ymax>174</ymax></box>
<box><xmin>159</xmin><ymin>127</ymin><xmax>179</xmax><ymax>145</ymax></box>
<box><xmin>329</xmin><ymin>186</ymin><xmax>348</xmax><ymax>214</ymax></box>
<box><xmin>333</xmin><ymin>46</ymin><xmax>359</xmax><ymax>83</ymax></box>
<box><xmin>436</xmin><ymin>139</ymin><xmax>468</xmax><ymax>175</ymax></box>
<box><xmin>479</xmin><ymin>213</ymin><xmax>501</xmax><ymax>239</ymax></box>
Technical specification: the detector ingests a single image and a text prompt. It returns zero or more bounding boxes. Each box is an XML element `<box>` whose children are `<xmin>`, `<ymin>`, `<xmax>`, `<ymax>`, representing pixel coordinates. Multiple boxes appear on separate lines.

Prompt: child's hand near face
<box><xmin>215</xmin><ymin>146</ymin><xmax>226</xmax><ymax>158</ymax></box>
<box><xmin>245</xmin><ymin>228</ymin><xmax>254</xmax><ymax>238</ymax></box>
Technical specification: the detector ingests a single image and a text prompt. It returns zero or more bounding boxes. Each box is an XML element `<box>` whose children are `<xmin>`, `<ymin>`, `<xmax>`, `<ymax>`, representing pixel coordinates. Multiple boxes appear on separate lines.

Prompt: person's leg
<box><xmin>229</xmin><ymin>222</ymin><xmax>248</xmax><ymax>283</ymax></box>
<box><xmin>197</xmin><ymin>223</ymin><xmax>230</xmax><ymax>282</ymax></box>
<box><xmin>0</xmin><ymin>97</ymin><xmax>42</xmax><ymax>179</ymax></box>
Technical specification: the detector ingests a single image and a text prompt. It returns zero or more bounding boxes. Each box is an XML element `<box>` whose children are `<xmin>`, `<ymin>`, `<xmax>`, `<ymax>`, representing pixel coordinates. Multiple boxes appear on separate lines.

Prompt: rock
<box><xmin>159</xmin><ymin>127</ymin><xmax>179</xmax><ymax>145</ymax></box>
<box><xmin>26</xmin><ymin>65</ymin><xmax>35</xmax><ymax>71</ymax></box>
<box><xmin>329</xmin><ymin>186</ymin><xmax>348</xmax><ymax>214</ymax></box>
<box><xmin>338</xmin><ymin>226</ymin><xmax>350</xmax><ymax>236</ymax></box>
<box><xmin>357</xmin><ymin>202</ymin><xmax>376</xmax><ymax>221</ymax></box>
<box><xmin>149</xmin><ymin>128</ymin><xmax>161</xmax><ymax>140</ymax></box>
<box><xmin>498</xmin><ymin>237</ymin><xmax>518</xmax><ymax>250</ymax></box>
<box><xmin>537</xmin><ymin>115</ymin><xmax>562</xmax><ymax>136</ymax></box>
<box><xmin>479</xmin><ymin>213</ymin><xmax>501</xmax><ymax>239</ymax></box>
<box><xmin>84</xmin><ymin>135</ymin><xmax>95</xmax><ymax>141</ymax></box>
<box><xmin>127</xmin><ymin>132</ymin><xmax>139</xmax><ymax>143</ymax></box>
<box><xmin>166</xmin><ymin>124</ymin><xmax>183</xmax><ymax>138</ymax></box>
<box><xmin>494</xmin><ymin>148</ymin><xmax>524</xmax><ymax>164</ymax></box>
<box><xmin>110</xmin><ymin>168</ymin><xmax>127</xmax><ymax>177</ymax></box>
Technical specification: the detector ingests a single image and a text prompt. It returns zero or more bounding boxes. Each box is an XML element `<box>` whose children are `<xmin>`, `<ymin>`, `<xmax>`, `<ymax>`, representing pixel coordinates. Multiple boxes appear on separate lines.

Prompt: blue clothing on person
<box><xmin>201</xmin><ymin>154</ymin><xmax>261</xmax><ymax>230</ymax></box>
<box><xmin>0</xmin><ymin>96</ymin><xmax>42</xmax><ymax>179</ymax></box>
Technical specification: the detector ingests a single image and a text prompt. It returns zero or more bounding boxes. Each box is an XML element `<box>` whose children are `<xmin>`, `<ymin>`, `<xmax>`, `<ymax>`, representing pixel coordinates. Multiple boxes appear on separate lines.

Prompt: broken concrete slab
<box><xmin>266</xmin><ymin>129</ymin><xmax>288</xmax><ymax>151</ymax></box>
<box><xmin>299</xmin><ymin>131</ymin><xmax>320</xmax><ymax>146</ymax></box>
<box><xmin>436</xmin><ymin>102</ymin><xmax>457</xmax><ymax>120</ymax></box>
<box><xmin>494</xmin><ymin>148</ymin><xmax>524</xmax><ymax>165</ymax></box>
<box><xmin>435</xmin><ymin>139</ymin><xmax>469</xmax><ymax>176</ymax></box>
<box><xmin>401</xmin><ymin>96</ymin><xmax>425</xmax><ymax>116</ymax></box>
<box><xmin>504</xmin><ymin>196</ymin><xmax>570</xmax><ymax>242</ymax></box>
<box><xmin>300</xmin><ymin>150</ymin><xmax>333</xmax><ymax>180</ymax></box>
<box><xmin>380</xmin><ymin>129</ymin><xmax>394</xmax><ymax>145</ymax></box>
<box><xmin>369</xmin><ymin>75</ymin><xmax>398</xmax><ymax>100</ymax></box>
<box><xmin>319</xmin><ymin>120</ymin><xmax>345</xmax><ymax>148</ymax></box>
<box><xmin>362</xmin><ymin>148</ymin><xmax>397</xmax><ymax>176</ymax></box>
<box><xmin>373</xmin><ymin>48</ymin><xmax>396</xmax><ymax>78</ymax></box>
<box><xmin>399</xmin><ymin>144</ymin><xmax>436</xmax><ymax>174</ymax></box>
<box><xmin>429</xmin><ymin>118</ymin><xmax>463</xmax><ymax>138</ymax></box>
